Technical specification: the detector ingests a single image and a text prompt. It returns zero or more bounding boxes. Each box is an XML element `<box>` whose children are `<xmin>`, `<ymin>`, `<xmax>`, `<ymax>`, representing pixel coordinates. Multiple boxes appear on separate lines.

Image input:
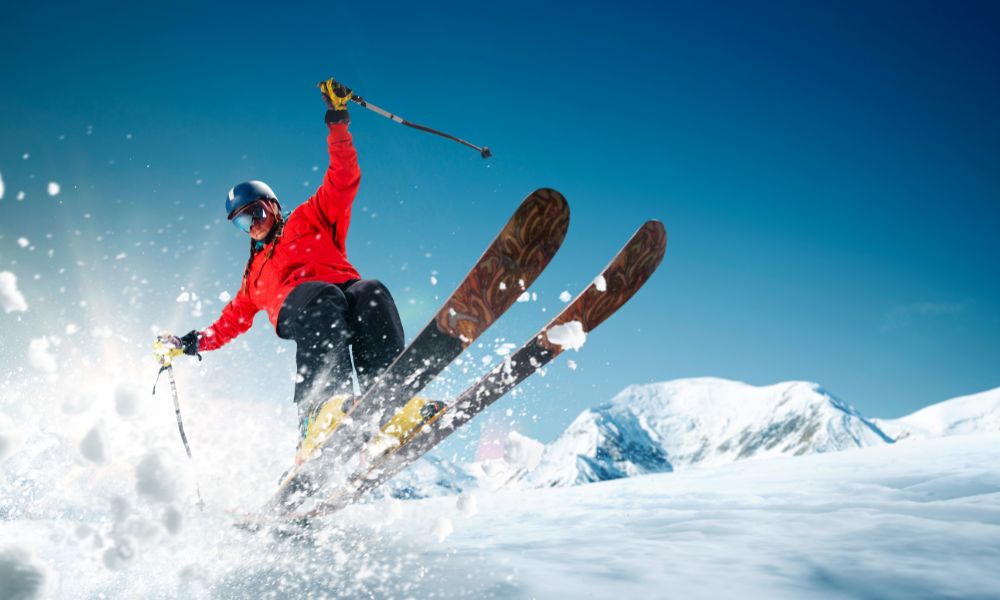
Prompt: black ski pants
<box><xmin>277</xmin><ymin>279</ymin><xmax>405</xmax><ymax>438</ymax></box>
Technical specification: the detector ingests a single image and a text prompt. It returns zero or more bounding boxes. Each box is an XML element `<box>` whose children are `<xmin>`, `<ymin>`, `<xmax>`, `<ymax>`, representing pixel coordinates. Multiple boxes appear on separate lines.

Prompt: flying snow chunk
<box><xmin>102</xmin><ymin>538</ymin><xmax>136</xmax><ymax>571</ymax></box>
<box><xmin>567</xmin><ymin>359</ymin><xmax>578</xmax><ymax>370</ymax></box>
<box><xmin>430</xmin><ymin>275</ymin><xmax>438</xmax><ymax>286</ymax></box>
<box><xmin>516</xmin><ymin>291</ymin><xmax>531</xmax><ymax>303</ymax></box>
<box><xmin>0</xmin><ymin>434</ymin><xmax>12</xmax><ymax>462</ymax></box>
<box><xmin>559</xmin><ymin>290</ymin><xmax>572</xmax><ymax>303</ymax></box>
<box><xmin>495</xmin><ymin>342</ymin><xmax>517</xmax><ymax>356</ymax></box>
<box><xmin>28</xmin><ymin>337</ymin><xmax>57</xmax><ymax>372</ymax></box>
<box><xmin>176</xmin><ymin>291</ymin><xmax>191</xmax><ymax>303</ymax></box>
<box><xmin>115</xmin><ymin>386</ymin><xmax>140</xmax><ymax>418</ymax></box>
<box><xmin>47</xmin><ymin>181</ymin><xmax>60</xmax><ymax>196</ymax></box>
<box><xmin>504</xmin><ymin>431</ymin><xmax>545</xmax><ymax>471</ymax></box>
<box><xmin>16</xmin><ymin>191</ymin><xmax>25</xmax><ymax>201</ymax></box>
<box><xmin>135</xmin><ymin>452</ymin><xmax>179</xmax><ymax>503</ymax></box>
<box><xmin>546</xmin><ymin>320</ymin><xmax>587</xmax><ymax>351</ymax></box>
<box><xmin>0</xmin><ymin>546</ymin><xmax>56</xmax><ymax>599</ymax></box>
<box><xmin>0</xmin><ymin>171</ymin><xmax>4</xmax><ymax>199</ymax></box>
<box><xmin>0</xmin><ymin>271</ymin><xmax>28</xmax><ymax>312</ymax></box>
<box><xmin>457</xmin><ymin>493</ymin><xmax>478</xmax><ymax>517</ymax></box>
<box><xmin>80</xmin><ymin>422</ymin><xmax>108</xmax><ymax>464</ymax></box>
<box><xmin>431</xmin><ymin>517</ymin><xmax>454</xmax><ymax>543</ymax></box>
<box><xmin>162</xmin><ymin>506</ymin><xmax>183</xmax><ymax>535</ymax></box>
<box><xmin>16</xmin><ymin>237</ymin><xmax>29</xmax><ymax>248</ymax></box>
<box><xmin>594</xmin><ymin>274</ymin><xmax>607</xmax><ymax>292</ymax></box>
<box><xmin>218</xmin><ymin>291</ymin><xmax>231</xmax><ymax>302</ymax></box>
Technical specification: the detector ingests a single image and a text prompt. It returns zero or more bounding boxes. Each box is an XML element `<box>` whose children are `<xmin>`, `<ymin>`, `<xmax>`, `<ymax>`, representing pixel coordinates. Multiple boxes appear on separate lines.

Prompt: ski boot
<box><xmin>362</xmin><ymin>396</ymin><xmax>448</xmax><ymax>460</ymax></box>
<box><xmin>295</xmin><ymin>393</ymin><xmax>357</xmax><ymax>465</ymax></box>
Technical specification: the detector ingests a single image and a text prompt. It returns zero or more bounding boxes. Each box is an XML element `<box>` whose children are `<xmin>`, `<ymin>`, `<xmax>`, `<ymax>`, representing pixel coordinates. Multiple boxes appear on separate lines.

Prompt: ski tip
<box><xmin>524</xmin><ymin>188</ymin><xmax>570</xmax><ymax>220</ymax></box>
<box><xmin>643</xmin><ymin>219</ymin><xmax>667</xmax><ymax>244</ymax></box>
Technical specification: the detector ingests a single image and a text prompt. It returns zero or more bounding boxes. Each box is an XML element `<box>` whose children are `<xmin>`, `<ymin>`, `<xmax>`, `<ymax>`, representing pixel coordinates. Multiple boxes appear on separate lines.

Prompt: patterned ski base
<box><xmin>294</xmin><ymin>220</ymin><xmax>668</xmax><ymax>519</ymax></box>
<box><xmin>264</xmin><ymin>189</ymin><xmax>570</xmax><ymax>514</ymax></box>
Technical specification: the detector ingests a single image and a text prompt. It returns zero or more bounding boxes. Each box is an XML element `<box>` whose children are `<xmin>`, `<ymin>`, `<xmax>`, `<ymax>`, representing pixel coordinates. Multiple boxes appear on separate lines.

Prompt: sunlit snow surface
<box><xmin>3</xmin><ymin>417</ymin><xmax>999</xmax><ymax>598</ymax></box>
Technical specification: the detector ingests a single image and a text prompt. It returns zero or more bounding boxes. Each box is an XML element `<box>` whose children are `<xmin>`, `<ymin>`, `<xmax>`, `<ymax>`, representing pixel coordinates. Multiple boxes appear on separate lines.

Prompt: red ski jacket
<box><xmin>198</xmin><ymin>122</ymin><xmax>361</xmax><ymax>351</ymax></box>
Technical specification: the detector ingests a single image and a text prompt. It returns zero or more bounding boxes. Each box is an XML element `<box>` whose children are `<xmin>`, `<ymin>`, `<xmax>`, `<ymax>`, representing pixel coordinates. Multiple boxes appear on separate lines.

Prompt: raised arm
<box><xmin>310</xmin><ymin>78</ymin><xmax>361</xmax><ymax>227</ymax></box>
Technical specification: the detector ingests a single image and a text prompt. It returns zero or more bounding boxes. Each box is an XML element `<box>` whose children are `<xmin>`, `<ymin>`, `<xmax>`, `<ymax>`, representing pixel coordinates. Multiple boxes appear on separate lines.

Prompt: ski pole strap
<box><xmin>350</xmin><ymin>95</ymin><xmax>492</xmax><ymax>159</ymax></box>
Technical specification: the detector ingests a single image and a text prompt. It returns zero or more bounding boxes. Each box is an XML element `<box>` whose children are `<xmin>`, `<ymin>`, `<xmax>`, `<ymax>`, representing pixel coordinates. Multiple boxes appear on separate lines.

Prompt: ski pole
<box><xmin>152</xmin><ymin>342</ymin><xmax>205</xmax><ymax>510</ymax></box>
<box><xmin>348</xmin><ymin>92</ymin><xmax>492</xmax><ymax>159</ymax></box>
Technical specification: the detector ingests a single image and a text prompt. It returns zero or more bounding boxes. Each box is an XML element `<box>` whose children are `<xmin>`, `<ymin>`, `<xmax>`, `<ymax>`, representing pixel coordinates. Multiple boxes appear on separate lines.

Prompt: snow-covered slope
<box><xmin>5</xmin><ymin>431</ymin><xmax>999</xmax><ymax>598</ymax></box>
<box><xmin>523</xmin><ymin>377</ymin><xmax>891</xmax><ymax>487</ymax></box>
<box><xmin>874</xmin><ymin>386</ymin><xmax>1000</xmax><ymax>441</ymax></box>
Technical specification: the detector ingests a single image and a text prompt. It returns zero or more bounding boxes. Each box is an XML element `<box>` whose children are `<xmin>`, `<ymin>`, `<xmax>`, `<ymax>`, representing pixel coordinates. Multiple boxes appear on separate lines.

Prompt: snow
<box><xmin>516</xmin><ymin>291</ymin><xmax>530</xmax><ymax>302</ymax></box>
<box><xmin>0</xmin><ymin>435</ymin><xmax>11</xmax><ymax>462</ymax></box>
<box><xmin>0</xmin><ymin>170</ymin><xmax>4</xmax><ymax>199</ymax></box>
<box><xmin>9</xmin><ymin>432</ymin><xmax>993</xmax><ymax>598</ymax></box>
<box><xmin>79</xmin><ymin>423</ymin><xmax>108</xmax><ymax>464</ymax></box>
<box><xmin>593</xmin><ymin>274</ymin><xmax>607</xmax><ymax>292</ymax></box>
<box><xmin>431</xmin><ymin>517</ymin><xmax>454</xmax><ymax>542</ymax></box>
<box><xmin>134</xmin><ymin>453</ymin><xmax>180</xmax><ymax>503</ymax></box>
<box><xmin>875</xmin><ymin>387</ymin><xmax>1000</xmax><ymax>441</ymax></box>
<box><xmin>525</xmin><ymin>378</ymin><xmax>889</xmax><ymax>488</ymax></box>
<box><xmin>558</xmin><ymin>290</ymin><xmax>571</xmax><ymax>302</ymax></box>
<box><xmin>47</xmin><ymin>182</ymin><xmax>60</xmax><ymax>196</ymax></box>
<box><xmin>0</xmin><ymin>271</ymin><xmax>29</xmax><ymax>312</ymax></box>
<box><xmin>379</xmin><ymin>433</ymin><xmax>1000</xmax><ymax>599</ymax></box>
<box><xmin>113</xmin><ymin>387</ymin><xmax>140</xmax><ymax>419</ymax></box>
<box><xmin>456</xmin><ymin>493</ymin><xmax>478</xmax><ymax>517</ymax></box>
<box><xmin>0</xmin><ymin>546</ymin><xmax>56</xmax><ymax>599</ymax></box>
<box><xmin>27</xmin><ymin>337</ymin><xmax>57</xmax><ymax>373</ymax></box>
<box><xmin>503</xmin><ymin>431</ymin><xmax>544</xmax><ymax>472</ymax></box>
<box><xmin>2</xmin><ymin>368</ymin><xmax>1000</xmax><ymax>597</ymax></box>
<box><xmin>545</xmin><ymin>320</ymin><xmax>586</xmax><ymax>351</ymax></box>
<box><xmin>17</xmin><ymin>237</ymin><xmax>29</xmax><ymax>248</ymax></box>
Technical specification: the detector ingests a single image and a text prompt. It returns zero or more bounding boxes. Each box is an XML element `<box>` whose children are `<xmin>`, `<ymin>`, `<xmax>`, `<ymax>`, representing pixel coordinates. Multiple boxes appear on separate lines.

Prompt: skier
<box><xmin>159</xmin><ymin>78</ymin><xmax>405</xmax><ymax>446</ymax></box>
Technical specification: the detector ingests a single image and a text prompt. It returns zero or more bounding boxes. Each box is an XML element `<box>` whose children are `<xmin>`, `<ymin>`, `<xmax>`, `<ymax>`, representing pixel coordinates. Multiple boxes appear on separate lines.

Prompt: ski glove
<box><xmin>152</xmin><ymin>331</ymin><xmax>200</xmax><ymax>366</ymax></box>
<box><xmin>319</xmin><ymin>78</ymin><xmax>352</xmax><ymax>125</ymax></box>
<box><xmin>179</xmin><ymin>330</ymin><xmax>201</xmax><ymax>356</ymax></box>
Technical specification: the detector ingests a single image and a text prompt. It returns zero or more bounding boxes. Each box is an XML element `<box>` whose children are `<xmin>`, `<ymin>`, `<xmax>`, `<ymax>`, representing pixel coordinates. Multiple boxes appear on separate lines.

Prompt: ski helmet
<box><xmin>226</xmin><ymin>180</ymin><xmax>279</xmax><ymax>220</ymax></box>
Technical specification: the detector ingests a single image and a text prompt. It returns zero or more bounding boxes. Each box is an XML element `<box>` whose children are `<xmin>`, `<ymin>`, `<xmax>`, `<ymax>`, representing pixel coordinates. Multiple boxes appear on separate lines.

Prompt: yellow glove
<box><xmin>152</xmin><ymin>331</ymin><xmax>200</xmax><ymax>366</ymax></box>
<box><xmin>153</xmin><ymin>334</ymin><xmax>184</xmax><ymax>366</ymax></box>
<box><xmin>318</xmin><ymin>78</ymin><xmax>353</xmax><ymax>124</ymax></box>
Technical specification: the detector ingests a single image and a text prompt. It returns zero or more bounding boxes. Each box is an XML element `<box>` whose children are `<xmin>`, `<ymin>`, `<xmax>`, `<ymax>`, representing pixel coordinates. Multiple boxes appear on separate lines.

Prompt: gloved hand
<box><xmin>318</xmin><ymin>77</ymin><xmax>353</xmax><ymax>124</ymax></box>
<box><xmin>153</xmin><ymin>331</ymin><xmax>200</xmax><ymax>366</ymax></box>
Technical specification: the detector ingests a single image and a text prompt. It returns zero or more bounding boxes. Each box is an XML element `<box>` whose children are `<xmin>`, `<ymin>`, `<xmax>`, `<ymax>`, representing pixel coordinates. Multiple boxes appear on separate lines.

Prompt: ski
<box><xmin>295</xmin><ymin>220</ymin><xmax>667</xmax><ymax>520</ymax></box>
<box><xmin>264</xmin><ymin>188</ymin><xmax>570</xmax><ymax>513</ymax></box>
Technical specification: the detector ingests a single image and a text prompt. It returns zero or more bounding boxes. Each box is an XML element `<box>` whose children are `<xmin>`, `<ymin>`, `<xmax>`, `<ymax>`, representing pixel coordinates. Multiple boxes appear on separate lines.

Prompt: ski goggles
<box><xmin>230</xmin><ymin>202</ymin><xmax>268</xmax><ymax>233</ymax></box>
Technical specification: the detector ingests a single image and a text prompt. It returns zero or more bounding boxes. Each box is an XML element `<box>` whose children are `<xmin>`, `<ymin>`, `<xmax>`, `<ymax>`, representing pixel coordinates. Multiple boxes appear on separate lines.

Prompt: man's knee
<box><xmin>347</xmin><ymin>279</ymin><xmax>392</xmax><ymax>303</ymax></box>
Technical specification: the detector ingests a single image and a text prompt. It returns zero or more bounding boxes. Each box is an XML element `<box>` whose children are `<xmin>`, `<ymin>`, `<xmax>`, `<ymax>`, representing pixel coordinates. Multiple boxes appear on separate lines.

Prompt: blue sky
<box><xmin>1</xmin><ymin>0</ymin><xmax>998</xmax><ymax>446</ymax></box>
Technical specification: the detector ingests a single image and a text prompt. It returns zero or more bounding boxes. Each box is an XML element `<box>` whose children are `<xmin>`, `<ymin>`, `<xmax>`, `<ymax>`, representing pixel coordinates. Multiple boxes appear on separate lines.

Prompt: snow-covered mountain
<box><xmin>873</xmin><ymin>387</ymin><xmax>1000</xmax><ymax>441</ymax></box>
<box><xmin>522</xmin><ymin>377</ymin><xmax>891</xmax><ymax>488</ymax></box>
<box><xmin>377</xmin><ymin>378</ymin><xmax>1000</xmax><ymax>498</ymax></box>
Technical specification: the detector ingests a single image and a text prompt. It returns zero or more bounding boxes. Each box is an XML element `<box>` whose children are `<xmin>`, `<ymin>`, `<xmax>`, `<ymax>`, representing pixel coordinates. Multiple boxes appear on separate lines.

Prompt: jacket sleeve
<box><xmin>309</xmin><ymin>122</ymin><xmax>360</xmax><ymax>228</ymax></box>
<box><xmin>197</xmin><ymin>284</ymin><xmax>259</xmax><ymax>351</ymax></box>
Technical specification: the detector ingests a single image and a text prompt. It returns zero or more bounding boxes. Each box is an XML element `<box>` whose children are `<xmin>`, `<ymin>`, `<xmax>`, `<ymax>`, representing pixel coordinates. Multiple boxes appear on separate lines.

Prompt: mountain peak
<box><xmin>524</xmin><ymin>377</ymin><xmax>890</xmax><ymax>488</ymax></box>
